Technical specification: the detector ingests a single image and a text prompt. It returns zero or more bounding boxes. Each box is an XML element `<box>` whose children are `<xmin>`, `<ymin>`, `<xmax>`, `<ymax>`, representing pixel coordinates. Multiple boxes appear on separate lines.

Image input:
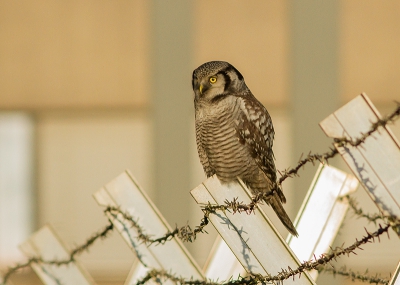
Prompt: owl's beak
<box><xmin>199</xmin><ymin>84</ymin><xmax>203</xmax><ymax>94</ymax></box>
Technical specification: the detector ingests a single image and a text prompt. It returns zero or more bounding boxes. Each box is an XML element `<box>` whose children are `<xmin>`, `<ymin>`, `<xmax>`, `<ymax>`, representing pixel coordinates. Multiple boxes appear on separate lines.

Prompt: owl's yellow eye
<box><xmin>209</xmin><ymin>76</ymin><xmax>217</xmax><ymax>84</ymax></box>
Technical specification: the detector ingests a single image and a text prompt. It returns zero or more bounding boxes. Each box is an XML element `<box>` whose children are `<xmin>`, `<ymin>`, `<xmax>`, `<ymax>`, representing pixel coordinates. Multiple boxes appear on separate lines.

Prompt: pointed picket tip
<box><xmin>19</xmin><ymin>224</ymin><xmax>96</xmax><ymax>285</ymax></box>
<box><xmin>93</xmin><ymin>170</ymin><xmax>204</xmax><ymax>284</ymax></box>
<box><xmin>320</xmin><ymin>93</ymin><xmax>400</xmax><ymax>232</ymax></box>
<box><xmin>287</xmin><ymin>164</ymin><xmax>359</xmax><ymax>279</ymax></box>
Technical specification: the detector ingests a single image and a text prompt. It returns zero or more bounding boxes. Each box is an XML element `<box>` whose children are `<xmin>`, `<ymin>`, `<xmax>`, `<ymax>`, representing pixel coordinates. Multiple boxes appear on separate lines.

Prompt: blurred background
<box><xmin>0</xmin><ymin>1</ymin><xmax>399</xmax><ymax>284</ymax></box>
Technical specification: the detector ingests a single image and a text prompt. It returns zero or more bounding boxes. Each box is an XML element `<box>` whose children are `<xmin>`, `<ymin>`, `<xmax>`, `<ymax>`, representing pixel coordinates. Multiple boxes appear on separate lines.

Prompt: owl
<box><xmin>192</xmin><ymin>61</ymin><xmax>298</xmax><ymax>236</ymax></box>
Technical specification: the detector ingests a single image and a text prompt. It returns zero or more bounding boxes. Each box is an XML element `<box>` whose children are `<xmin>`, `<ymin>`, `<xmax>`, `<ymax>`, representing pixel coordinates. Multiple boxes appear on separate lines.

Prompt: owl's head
<box><xmin>192</xmin><ymin>61</ymin><xmax>247</xmax><ymax>102</ymax></box>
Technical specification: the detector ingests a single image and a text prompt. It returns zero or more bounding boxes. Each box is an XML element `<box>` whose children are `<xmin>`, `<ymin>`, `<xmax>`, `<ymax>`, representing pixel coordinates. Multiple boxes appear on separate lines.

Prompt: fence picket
<box><xmin>287</xmin><ymin>164</ymin><xmax>358</xmax><ymax>279</ymax></box>
<box><xmin>203</xmin><ymin>236</ymin><xmax>245</xmax><ymax>280</ymax></box>
<box><xmin>320</xmin><ymin>93</ymin><xmax>400</xmax><ymax>234</ymax></box>
<box><xmin>19</xmin><ymin>225</ymin><xmax>95</xmax><ymax>285</ymax></box>
<box><xmin>93</xmin><ymin>170</ymin><xmax>204</xmax><ymax>285</ymax></box>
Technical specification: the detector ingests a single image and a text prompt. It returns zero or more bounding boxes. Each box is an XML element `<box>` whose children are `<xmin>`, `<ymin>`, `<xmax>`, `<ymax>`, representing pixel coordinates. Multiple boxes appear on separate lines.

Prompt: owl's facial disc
<box><xmin>199</xmin><ymin>75</ymin><xmax>218</xmax><ymax>94</ymax></box>
<box><xmin>197</xmin><ymin>73</ymin><xmax>226</xmax><ymax>101</ymax></box>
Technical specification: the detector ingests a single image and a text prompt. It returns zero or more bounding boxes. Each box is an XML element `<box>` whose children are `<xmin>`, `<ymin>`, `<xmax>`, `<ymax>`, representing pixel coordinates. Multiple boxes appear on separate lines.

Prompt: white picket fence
<box><xmin>6</xmin><ymin>93</ymin><xmax>400</xmax><ymax>285</ymax></box>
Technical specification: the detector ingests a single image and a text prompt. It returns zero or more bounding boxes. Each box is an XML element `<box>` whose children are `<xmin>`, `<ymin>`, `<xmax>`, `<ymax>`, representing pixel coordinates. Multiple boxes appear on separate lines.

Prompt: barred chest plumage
<box><xmin>195</xmin><ymin>96</ymin><xmax>260</xmax><ymax>183</ymax></box>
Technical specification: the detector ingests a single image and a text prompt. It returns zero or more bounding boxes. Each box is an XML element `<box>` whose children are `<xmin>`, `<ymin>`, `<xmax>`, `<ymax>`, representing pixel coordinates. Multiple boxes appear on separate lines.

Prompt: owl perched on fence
<box><xmin>192</xmin><ymin>61</ymin><xmax>298</xmax><ymax>236</ymax></box>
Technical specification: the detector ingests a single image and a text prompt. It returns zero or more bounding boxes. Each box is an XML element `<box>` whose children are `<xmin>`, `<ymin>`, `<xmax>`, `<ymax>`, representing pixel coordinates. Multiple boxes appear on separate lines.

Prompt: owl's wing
<box><xmin>235</xmin><ymin>95</ymin><xmax>286</xmax><ymax>202</ymax></box>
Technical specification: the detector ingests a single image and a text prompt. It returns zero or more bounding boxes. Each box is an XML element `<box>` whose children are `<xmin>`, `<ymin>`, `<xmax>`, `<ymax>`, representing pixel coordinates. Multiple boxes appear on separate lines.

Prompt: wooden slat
<box><xmin>389</xmin><ymin>261</ymin><xmax>400</xmax><ymax>285</ymax></box>
<box><xmin>203</xmin><ymin>237</ymin><xmax>245</xmax><ymax>280</ymax></box>
<box><xmin>287</xmin><ymin>164</ymin><xmax>359</xmax><ymax>279</ymax></box>
<box><xmin>320</xmin><ymin>93</ymin><xmax>400</xmax><ymax>223</ymax></box>
<box><xmin>19</xmin><ymin>225</ymin><xmax>95</xmax><ymax>285</ymax></box>
<box><xmin>191</xmin><ymin>176</ymin><xmax>316</xmax><ymax>285</ymax></box>
<box><xmin>93</xmin><ymin>170</ymin><xmax>204</xmax><ymax>284</ymax></box>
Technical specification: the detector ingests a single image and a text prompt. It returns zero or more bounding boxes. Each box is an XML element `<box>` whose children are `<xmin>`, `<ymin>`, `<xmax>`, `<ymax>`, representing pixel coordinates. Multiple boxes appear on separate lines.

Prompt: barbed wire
<box><xmin>133</xmin><ymin>223</ymin><xmax>394</xmax><ymax>285</ymax></box>
<box><xmin>1</xmin><ymin>102</ymin><xmax>399</xmax><ymax>284</ymax></box>
<box><xmin>1</xmin><ymin>222</ymin><xmax>113</xmax><ymax>283</ymax></box>
<box><xmin>335</xmin><ymin>100</ymin><xmax>400</xmax><ymax>148</ymax></box>
<box><xmin>2</xmin><ymin>219</ymin><xmax>396</xmax><ymax>285</ymax></box>
<box><xmin>317</xmin><ymin>266</ymin><xmax>390</xmax><ymax>285</ymax></box>
<box><xmin>342</xmin><ymin>194</ymin><xmax>400</xmax><ymax>236</ymax></box>
<box><xmin>342</xmin><ymin>195</ymin><xmax>390</xmax><ymax>224</ymax></box>
<box><xmin>105</xmin><ymin>206</ymin><xmax>209</xmax><ymax>244</ymax></box>
<box><xmin>82</xmin><ymin>191</ymin><xmax>400</xmax><ymax>248</ymax></box>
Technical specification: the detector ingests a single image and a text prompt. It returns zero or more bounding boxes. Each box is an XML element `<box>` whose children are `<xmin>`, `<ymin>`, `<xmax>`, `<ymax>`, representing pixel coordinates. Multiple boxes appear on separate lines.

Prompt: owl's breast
<box><xmin>195</xmin><ymin>98</ymin><xmax>259</xmax><ymax>182</ymax></box>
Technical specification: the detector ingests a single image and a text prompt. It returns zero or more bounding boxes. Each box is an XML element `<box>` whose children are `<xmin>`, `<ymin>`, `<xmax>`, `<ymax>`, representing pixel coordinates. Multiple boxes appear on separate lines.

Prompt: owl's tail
<box><xmin>268</xmin><ymin>195</ymin><xmax>299</xmax><ymax>237</ymax></box>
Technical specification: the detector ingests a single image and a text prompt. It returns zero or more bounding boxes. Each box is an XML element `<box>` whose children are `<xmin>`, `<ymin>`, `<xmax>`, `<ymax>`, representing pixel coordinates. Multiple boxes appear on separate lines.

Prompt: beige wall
<box><xmin>1</xmin><ymin>1</ymin><xmax>400</xmax><ymax>109</ymax></box>
<box><xmin>0</xmin><ymin>1</ymin><xmax>399</xmax><ymax>284</ymax></box>
<box><xmin>340</xmin><ymin>1</ymin><xmax>400</xmax><ymax>103</ymax></box>
<box><xmin>0</xmin><ymin>0</ymin><xmax>150</xmax><ymax>109</ymax></box>
<box><xmin>193</xmin><ymin>1</ymin><xmax>289</xmax><ymax>106</ymax></box>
